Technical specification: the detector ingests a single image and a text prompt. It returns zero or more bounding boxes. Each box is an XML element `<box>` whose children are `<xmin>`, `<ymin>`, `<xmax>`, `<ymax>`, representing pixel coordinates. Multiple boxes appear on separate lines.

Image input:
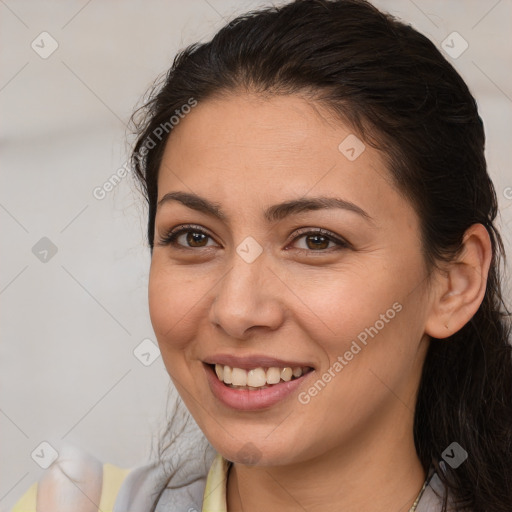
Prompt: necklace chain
<box><xmin>409</xmin><ymin>476</ymin><xmax>429</xmax><ymax>512</ymax></box>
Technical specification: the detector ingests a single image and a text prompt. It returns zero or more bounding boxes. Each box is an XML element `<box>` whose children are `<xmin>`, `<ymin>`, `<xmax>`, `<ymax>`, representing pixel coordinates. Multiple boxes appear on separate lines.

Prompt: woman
<box><xmin>12</xmin><ymin>0</ymin><xmax>512</xmax><ymax>511</ymax></box>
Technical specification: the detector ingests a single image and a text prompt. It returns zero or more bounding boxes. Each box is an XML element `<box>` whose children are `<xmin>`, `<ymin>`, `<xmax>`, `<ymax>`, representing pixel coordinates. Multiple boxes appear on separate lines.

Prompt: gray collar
<box><xmin>113</xmin><ymin>441</ymin><xmax>216</xmax><ymax>512</ymax></box>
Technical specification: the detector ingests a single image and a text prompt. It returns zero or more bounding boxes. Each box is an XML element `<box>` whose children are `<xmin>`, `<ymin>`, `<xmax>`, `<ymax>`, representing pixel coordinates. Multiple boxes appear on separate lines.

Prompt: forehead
<box><xmin>162</xmin><ymin>92</ymin><xmax>359</xmax><ymax>163</ymax></box>
<box><xmin>156</xmin><ymin>93</ymin><xmax>411</xmax><ymax>226</ymax></box>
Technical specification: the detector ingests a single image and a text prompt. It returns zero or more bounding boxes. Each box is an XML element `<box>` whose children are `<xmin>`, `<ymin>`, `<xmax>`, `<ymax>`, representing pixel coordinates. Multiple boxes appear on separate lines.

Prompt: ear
<box><xmin>424</xmin><ymin>224</ymin><xmax>492</xmax><ymax>339</ymax></box>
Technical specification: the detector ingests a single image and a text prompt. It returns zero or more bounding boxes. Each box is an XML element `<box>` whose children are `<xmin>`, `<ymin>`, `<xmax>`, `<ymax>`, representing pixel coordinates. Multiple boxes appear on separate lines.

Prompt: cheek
<box><xmin>148</xmin><ymin>258</ymin><xmax>204</xmax><ymax>353</ymax></box>
<box><xmin>295</xmin><ymin>263</ymin><xmax>404</xmax><ymax>346</ymax></box>
<box><xmin>294</xmin><ymin>304</ymin><xmax>421</xmax><ymax>449</ymax></box>
<box><xmin>307</xmin><ymin>273</ymin><xmax>426</xmax><ymax>410</ymax></box>
<box><xmin>302</xmin><ymin>255</ymin><xmax>425</xmax><ymax>389</ymax></box>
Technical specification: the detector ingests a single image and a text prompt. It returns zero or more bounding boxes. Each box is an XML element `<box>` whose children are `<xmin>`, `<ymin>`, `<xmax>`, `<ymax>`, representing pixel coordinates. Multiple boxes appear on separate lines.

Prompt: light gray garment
<box><xmin>416</xmin><ymin>471</ymin><xmax>455</xmax><ymax>512</ymax></box>
<box><xmin>113</xmin><ymin>444</ymin><xmax>216</xmax><ymax>512</ymax></box>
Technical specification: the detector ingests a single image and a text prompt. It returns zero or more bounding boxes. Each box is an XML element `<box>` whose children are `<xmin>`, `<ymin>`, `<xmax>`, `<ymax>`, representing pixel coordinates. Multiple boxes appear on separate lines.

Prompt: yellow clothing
<box><xmin>202</xmin><ymin>453</ymin><xmax>231</xmax><ymax>512</ymax></box>
<box><xmin>11</xmin><ymin>463</ymin><xmax>131</xmax><ymax>512</ymax></box>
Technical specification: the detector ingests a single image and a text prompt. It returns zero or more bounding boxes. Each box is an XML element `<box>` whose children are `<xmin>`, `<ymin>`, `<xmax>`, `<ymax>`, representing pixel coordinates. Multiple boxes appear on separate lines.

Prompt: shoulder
<box><xmin>11</xmin><ymin>441</ymin><xmax>216</xmax><ymax>512</ymax></box>
<box><xmin>11</xmin><ymin>443</ymin><xmax>131</xmax><ymax>512</ymax></box>
<box><xmin>416</xmin><ymin>465</ymin><xmax>472</xmax><ymax>512</ymax></box>
<box><xmin>113</xmin><ymin>446</ymin><xmax>216</xmax><ymax>511</ymax></box>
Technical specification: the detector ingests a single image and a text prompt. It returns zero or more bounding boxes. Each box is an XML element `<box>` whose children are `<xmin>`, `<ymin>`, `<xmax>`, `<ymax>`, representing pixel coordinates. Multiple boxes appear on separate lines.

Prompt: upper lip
<box><xmin>203</xmin><ymin>354</ymin><xmax>315</xmax><ymax>370</ymax></box>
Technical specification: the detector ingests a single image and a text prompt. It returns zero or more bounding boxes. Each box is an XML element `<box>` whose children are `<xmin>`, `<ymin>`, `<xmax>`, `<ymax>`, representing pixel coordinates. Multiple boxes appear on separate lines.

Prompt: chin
<box><xmin>205</xmin><ymin>430</ymin><xmax>305</xmax><ymax>467</ymax></box>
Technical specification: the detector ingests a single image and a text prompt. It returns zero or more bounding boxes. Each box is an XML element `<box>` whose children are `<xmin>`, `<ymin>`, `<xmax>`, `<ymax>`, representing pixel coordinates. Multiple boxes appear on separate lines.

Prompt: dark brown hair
<box><xmin>130</xmin><ymin>1</ymin><xmax>512</xmax><ymax>510</ymax></box>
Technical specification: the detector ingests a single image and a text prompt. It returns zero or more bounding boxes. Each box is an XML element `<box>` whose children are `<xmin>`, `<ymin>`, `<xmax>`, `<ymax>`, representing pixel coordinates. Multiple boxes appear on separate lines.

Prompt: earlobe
<box><xmin>424</xmin><ymin>224</ymin><xmax>492</xmax><ymax>339</ymax></box>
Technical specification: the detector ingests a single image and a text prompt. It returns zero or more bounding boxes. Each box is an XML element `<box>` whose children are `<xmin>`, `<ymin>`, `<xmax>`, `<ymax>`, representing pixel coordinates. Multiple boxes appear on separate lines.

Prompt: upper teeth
<box><xmin>215</xmin><ymin>364</ymin><xmax>307</xmax><ymax>388</ymax></box>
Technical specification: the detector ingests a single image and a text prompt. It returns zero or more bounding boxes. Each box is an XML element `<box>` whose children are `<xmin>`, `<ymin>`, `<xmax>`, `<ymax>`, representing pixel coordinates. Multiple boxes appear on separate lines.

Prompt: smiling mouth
<box><xmin>208</xmin><ymin>363</ymin><xmax>314</xmax><ymax>390</ymax></box>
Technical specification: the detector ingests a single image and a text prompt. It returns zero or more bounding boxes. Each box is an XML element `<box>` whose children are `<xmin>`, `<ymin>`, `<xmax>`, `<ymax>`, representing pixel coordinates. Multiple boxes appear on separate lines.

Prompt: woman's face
<box><xmin>149</xmin><ymin>92</ymin><xmax>433</xmax><ymax>466</ymax></box>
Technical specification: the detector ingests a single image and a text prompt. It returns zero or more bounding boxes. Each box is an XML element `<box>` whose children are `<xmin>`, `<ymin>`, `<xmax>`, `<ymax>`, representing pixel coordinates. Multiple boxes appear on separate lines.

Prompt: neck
<box><xmin>226</xmin><ymin>408</ymin><xmax>426</xmax><ymax>512</ymax></box>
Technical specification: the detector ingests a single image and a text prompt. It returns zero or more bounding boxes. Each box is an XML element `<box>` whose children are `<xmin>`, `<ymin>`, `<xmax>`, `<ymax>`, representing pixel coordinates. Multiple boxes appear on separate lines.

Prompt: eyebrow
<box><xmin>157</xmin><ymin>191</ymin><xmax>374</xmax><ymax>224</ymax></box>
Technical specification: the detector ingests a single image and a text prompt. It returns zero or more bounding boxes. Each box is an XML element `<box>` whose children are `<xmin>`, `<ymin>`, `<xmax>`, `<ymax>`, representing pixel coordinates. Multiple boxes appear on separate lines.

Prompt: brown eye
<box><xmin>304</xmin><ymin>234</ymin><xmax>330</xmax><ymax>250</ymax></box>
<box><xmin>158</xmin><ymin>225</ymin><xmax>217</xmax><ymax>249</ymax></box>
<box><xmin>290</xmin><ymin>228</ymin><xmax>349</xmax><ymax>252</ymax></box>
<box><xmin>185</xmin><ymin>231</ymin><xmax>209</xmax><ymax>247</ymax></box>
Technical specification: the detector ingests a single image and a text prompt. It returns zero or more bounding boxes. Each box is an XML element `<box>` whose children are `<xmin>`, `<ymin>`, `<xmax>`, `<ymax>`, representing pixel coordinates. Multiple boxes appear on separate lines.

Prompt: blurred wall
<box><xmin>1</xmin><ymin>0</ymin><xmax>511</xmax><ymax>509</ymax></box>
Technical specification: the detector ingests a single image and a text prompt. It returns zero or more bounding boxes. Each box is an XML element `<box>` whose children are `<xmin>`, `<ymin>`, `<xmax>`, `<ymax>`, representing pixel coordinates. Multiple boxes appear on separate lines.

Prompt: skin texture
<box><xmin>148</xmin><ymin>92</ymin><xmax>492</xmax><ymax>512</ymax></box>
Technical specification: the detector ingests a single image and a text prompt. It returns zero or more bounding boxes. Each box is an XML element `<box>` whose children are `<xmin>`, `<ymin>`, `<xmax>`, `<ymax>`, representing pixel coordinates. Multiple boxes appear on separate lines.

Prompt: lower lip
<box><xmin>204</xmin><ymin>364</ymin><xmax>313</xmax><ymax>411</ymax></box>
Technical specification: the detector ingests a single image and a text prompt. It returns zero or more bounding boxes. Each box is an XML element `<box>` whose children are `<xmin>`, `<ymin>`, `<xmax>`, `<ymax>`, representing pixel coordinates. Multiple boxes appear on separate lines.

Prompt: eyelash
<box><xmin>157</xmin><ymin>224</ymin><xmax>350</xmax><ymax>252</ymax></box>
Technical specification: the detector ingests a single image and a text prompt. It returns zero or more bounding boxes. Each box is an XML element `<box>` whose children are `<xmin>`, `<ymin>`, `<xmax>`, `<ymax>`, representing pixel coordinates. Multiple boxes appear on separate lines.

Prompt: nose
<box><xmin>208</xmin><ymin>251</ymin><xmax>285</xmax><ymax>340</ymax></box>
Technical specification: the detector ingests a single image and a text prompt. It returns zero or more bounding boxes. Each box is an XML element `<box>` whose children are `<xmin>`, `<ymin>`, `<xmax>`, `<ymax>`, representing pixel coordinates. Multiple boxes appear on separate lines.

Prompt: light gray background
<box><xmin>1</xmin><ymin>1</ymin><xmax>511</xmax><ymax>509</ymax></box>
